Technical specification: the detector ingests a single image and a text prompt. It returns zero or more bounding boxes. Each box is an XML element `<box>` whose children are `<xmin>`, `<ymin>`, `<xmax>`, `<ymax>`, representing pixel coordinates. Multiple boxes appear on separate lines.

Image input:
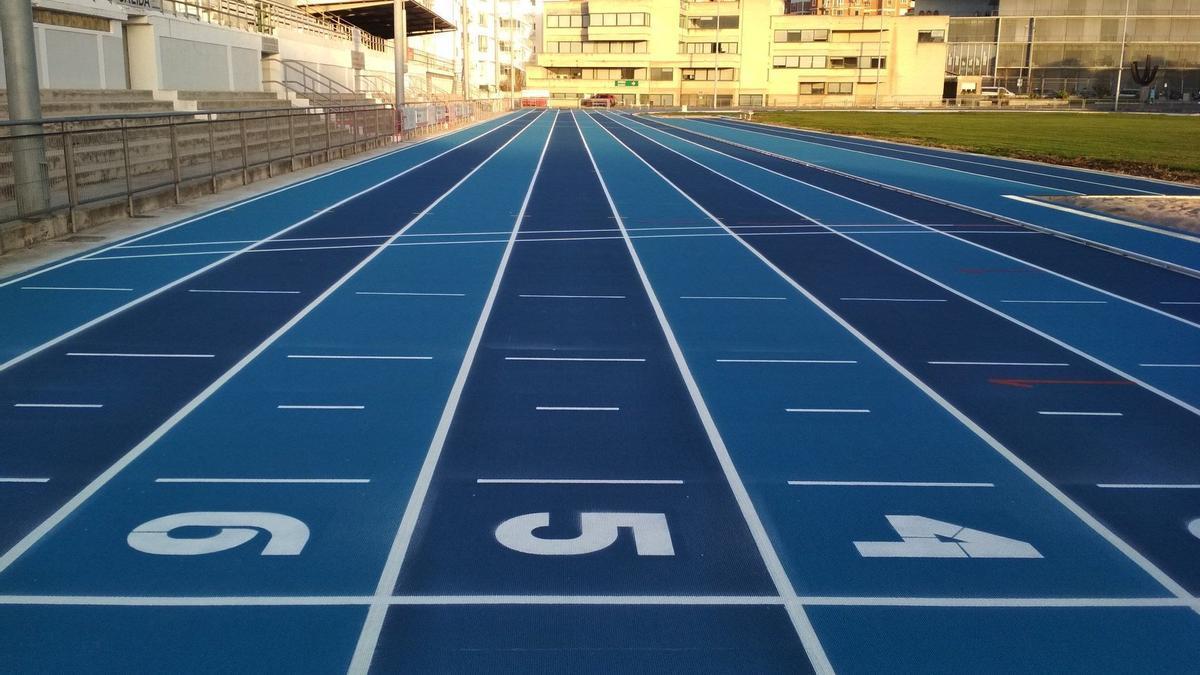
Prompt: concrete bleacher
<box><xmin>0</xmin><ymin>90</ymin><xmax>176</xmax><ymax>120</ymax></box>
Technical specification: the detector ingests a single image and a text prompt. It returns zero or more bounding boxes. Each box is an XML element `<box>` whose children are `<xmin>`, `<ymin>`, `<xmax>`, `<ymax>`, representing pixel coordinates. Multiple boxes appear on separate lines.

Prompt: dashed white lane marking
<box><xmin>680</xmin><ymin>295</ymin><xmax>787</xmax><ymax>301</ymax></box>
<box><xmin>287</xmin><ymin>354</ymin><xmax>432</xmax><ymax>361</ymax></box>
<box><xmin>276</xmin><ymin>405</ymin><xmax>365</xmax><ymax>410</ymax></box>
<box><xmin>355</xmin><ymin>291</ymin><xmax>466</xmax><ymax>297</ymax></box>
<box><xmin>1161</xmin><ymin>301</ymin><xmax>1200</xmax><ymax>305</ymax></box>
<box><xmin>839</xmin><ymin>297</ymin><xmax>946</xmax><ymax>303</ymax></box>
<box><xmin>505</xmin><ymin>356</ymin><xmax>646</xmax><ymax>362</ymax></box>
<box><xmin>788</xmin><ymin>480</ymin><xmax>994</xmax><ymax>488</ymax></box>
<box><xmin>188</xmin><ymin>289</ymin><xmax>300</xmax><ymax>295</ymax></box>
<box><xmin>13</xmin><ymin>403</ymin><xmax>103</xmax><ymax>409</ymax></box>
<box><xmin>1001</xmin><ymin>299</ymin><xmax>1107</xmax><ymax>305</ymax></box>
<box><xmin>1139</xmin><ymin>363</ymin><xmax>1200</xmax><ymax>368</ymax></box>
<box><xmin>1096</xmin><ymin>484</ymin><xmax>1200</xmax><ymax>489</ymax></box>
<box><xmin>786</xmin><ymin>408</ymin><xmax>870</xmax><ymax>414</ymax></box>
<box><xmin>20</xmin><ymin>286</ymin><xmax>133</xmax><ymax>292</ymax></box>
<box><xmin>0</xmin><ymin>478</ymin><xmax>51</xmax><ymax>483</ymax></box>
<box><xmin>535</xmin><ymin>406</ymin><xmax>620</xmax><ymax>411</ymax></box>
<box><xmin>476</xmin><ymin>478</ymin><xmax>684</xmax><ymax>485</ymax></box>
<box><xmin>67</xmin><ymin>352</ymin><xmax>215</xmax><ymax>359</ymax></box>
<box><xmin>718</xmin><ymin>358</ymin><xmax>857</xmax><ymax>364</ymax></box>
<box><xmin>156</xmin><ymin>478</ymin><xmax>370</xmax><ymax>484</ymax></box>
<box><xmin>518</xmin><ymin>293</ymin><xmax>626</xmax><ymax>299</ymax></box>
<box><xmin>1038</xmin><ymin>411</ymin><xmax>1123</xmax><ymax>417</ymax></box>
<box><xmin>928</xmin><ymin>361</ymin><xmax>1069</xmax><ymax>367</ymax></box>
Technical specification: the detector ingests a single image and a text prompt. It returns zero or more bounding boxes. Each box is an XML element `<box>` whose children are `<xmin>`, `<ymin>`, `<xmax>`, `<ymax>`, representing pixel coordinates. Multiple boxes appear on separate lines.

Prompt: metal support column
<box><xmin>394</xmin><ymin>0</ymin><xmax>407</xmax><ymax>109</ymax></box>
<box><xmin>0</xmin><ymin>0</ymin><xmax>50</xmax><ymax>214</ymax></box>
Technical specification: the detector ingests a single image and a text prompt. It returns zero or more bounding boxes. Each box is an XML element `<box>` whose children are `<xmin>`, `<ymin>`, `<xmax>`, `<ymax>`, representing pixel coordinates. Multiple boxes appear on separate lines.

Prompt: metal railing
<box><xmin>394</xmin><ymin>98</ymin><xmax>515</xmax><ymax>141</ymax></box>
<box><xmin>268</xmin><ymin>60</ymin><xmax>361</xmax><ymax>106</ymax></box>
<box><xmin>155</xmin><ymin>0</ymin><xmax>390</xmax><ymax>52</ymax></box>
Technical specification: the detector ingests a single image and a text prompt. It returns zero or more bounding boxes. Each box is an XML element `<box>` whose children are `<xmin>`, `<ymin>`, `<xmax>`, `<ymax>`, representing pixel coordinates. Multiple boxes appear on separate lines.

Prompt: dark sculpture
<box><xmin>1129</xmin><ymin>55</ymin><xmax>1159</xmax><ymax>86</ymax></box>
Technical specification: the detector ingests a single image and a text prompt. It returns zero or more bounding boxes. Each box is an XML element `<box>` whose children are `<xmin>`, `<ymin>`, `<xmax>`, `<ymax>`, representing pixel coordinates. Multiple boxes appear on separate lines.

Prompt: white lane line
<box><xmin>518</xmin><ymin>293</ymin><xmax>626</xmax><ymax>299</ymax></box>
<box><xmin>928</xmin><ymin>361</ymin><xmax>1069</xmax><ymax>367</ymax></box>
<box><xmin>20</xmin><ymin>286</ymin><xmax>133</xmax><ymax>292</ymax></box>
<box><xmin>1001</xmin><ymin>299</ymin><xmax>1107</xmax><ymax>305</ymax></box>
<box><xmin>840</xmin><ymin>297</ymin><xmax>946</xmax><ymax>303</ymax></box>
<box><xmin>67</xmin><ymin>352</ymin><xmax>215</xmax><ymax>359</ymax></box>
<box><xmin>718</xmin><ymin>358</ymin><xmax>857</xmax><ymax>364</ymax></box>
<box><xmin>535</xmin><ymin>406</ymin><xmax>620</xmax><ymax>411</ymax></box>
<box><xmin>1097</xmin><ymin>484</ymin><xmax>1200</xmax><ymax>489</ymax></box>
<box><xmin>1161</xmin><ymin>301</ymin><xmax>1200</xmax><ymax>305</ymax></box>
<box><xmin>597</xmin><ymin>112</ymin><xmax>1200</xmax><ymax>612</ymax></box>
<box><xmin>0</xmin><ymin>478</ymin><xmax>51</xmax><ymax>483</ymax></box>
<box><xmin>505</xmin><ymin>356</ymin><xmax>646</xmax><ymax>362</ymax></box>
<box><xmin>788</xmin><ymin>480</ymin><xmax>994</xmax><ymax>488</ymax></box>
<box><xmin>579</xmin><ymin>112</ymin><xmax>834</xmax><ymax>674</ymax></box>
<box><xmin>156</xmin><ymin>478</ymin><xmax>370</xmax><ymax>484</ymax></box>
<box><xmin>287</xmin><ymin>354</ymin><xmax>433</xmax><ymax>361</ymax></box>
<box><xmin>1139</xmin><ymin>363</ymin><xmax>1200</xmax><ymax>368</ymax></box>
<box><xmin>277</xmin><ymin>405</ymin><xmax>365</xmax><ymax>410</ymax></box>
<box><xmin>0</xmin><ymin>115</ymin><xmax>535</xmax><ymax>378</ymax></box>
<box><xmin>0</xmin><ymin>112</ymin><xmax>548</xmax><ymax>584</ymax></box>
<box><xmin>13</xmin><ymin>403</ymin><xmax>103</xmax><ymax>409</ymax></box>
<box><xmin>786</xmin><ymin>408</ymin><xmax>870</xmax><ymax>414</ymax></box>
<box><xmin>355</xmin><ymin>291</ymin><xmax>466</xmax><ymax>297</ymax></box>
<box><xmin>680</xmin><ymin>295</ymin><xmax>787</xmax><ymax>301</ymax></box>
<box><xmin>794</xmin><ymin>596</ymin><xmax>1190</xmax><ymax>608</ymax></box>
<box><xmin>188</xmin><ymin>289</ymin><xmax>300</xmax><ymax>295</ymax></box>
<box><xmin>477</xmin><ymin>478</ymin><xmax>684</xmax><ymax>485</ymax></box>
<box><xmin>1003</xmin><ymin>195</ymin><xmax>1200</xmax><ymax>245</ymax></box>
<box><xmin>350</xmin><ymin>111</ymin><xmax>557</xmax><ymax>675</ymax></box>
<box><xmin>1037</xmin><ymin>411</ymin><xmax>1123</xmax><ymax>417</ymax></box>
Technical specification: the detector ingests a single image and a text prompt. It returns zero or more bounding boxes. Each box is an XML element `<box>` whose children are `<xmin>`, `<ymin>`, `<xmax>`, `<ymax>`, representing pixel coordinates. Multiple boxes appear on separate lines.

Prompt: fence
<box><xmin>0</xmin><ymin>99</ymin><xmax>515</xmax><ymax>251</ymax></box>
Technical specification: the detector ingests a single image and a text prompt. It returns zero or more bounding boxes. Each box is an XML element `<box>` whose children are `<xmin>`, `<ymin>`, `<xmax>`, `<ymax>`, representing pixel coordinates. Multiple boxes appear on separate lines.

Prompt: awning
<box><xmin>297</xmin><ymin>0</ymin><xmax>454</xmax><ymax>38</ymax></box>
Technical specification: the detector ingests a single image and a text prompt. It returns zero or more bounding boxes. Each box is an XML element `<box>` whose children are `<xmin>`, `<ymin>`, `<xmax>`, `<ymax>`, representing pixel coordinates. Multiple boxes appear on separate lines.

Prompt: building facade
<box><xmin>529</xmin><ymin>0</ymin><xmax>949</xmax><ymax>107</ymax></box>
<box><xmin>947</xmin><ymin>0</ymin><xmax>1200</xmax><ymax>97</ymax></box>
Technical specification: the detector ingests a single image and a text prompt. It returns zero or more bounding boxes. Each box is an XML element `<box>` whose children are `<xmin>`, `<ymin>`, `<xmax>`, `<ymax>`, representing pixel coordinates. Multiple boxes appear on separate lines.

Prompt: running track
<box><xmin>1</xmin><ymin>109</ymin><xmax>1199</xmax><ymax>672</ymax></box>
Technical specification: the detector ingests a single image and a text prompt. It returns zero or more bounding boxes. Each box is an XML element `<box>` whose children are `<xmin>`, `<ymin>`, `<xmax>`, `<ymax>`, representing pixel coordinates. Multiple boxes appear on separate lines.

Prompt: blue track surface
<box><xmin>1</xmin><ymin>109</ymin><xmax>1199</xmax><ymax>672</ymax></box>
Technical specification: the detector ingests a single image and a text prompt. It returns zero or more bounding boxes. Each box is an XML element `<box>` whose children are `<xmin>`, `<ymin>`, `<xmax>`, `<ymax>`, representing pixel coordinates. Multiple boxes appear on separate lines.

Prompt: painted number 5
<box><xmin>495</xmin><ymin>512</ymin><xmax>675</xmax><ymax>556</ymax></box>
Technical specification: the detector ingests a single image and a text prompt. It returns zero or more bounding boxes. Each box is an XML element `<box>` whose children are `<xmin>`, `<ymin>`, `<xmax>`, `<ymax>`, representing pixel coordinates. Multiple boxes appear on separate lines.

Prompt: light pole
<box><xmin>713</xmin><ymin>3</ymin><xmax>720</xmax><ymax>109</ymax></box>
<box><xmin>393</xmin><ymin>0</ymin><xmax>407</xmax><ymax>109</ymax></box>
<box><xmin>0</xmin><ymin>0</ymin><xmax>49</xmax><ymax>214</ymax></box>
<box><xmin>1113</xmin><ymin>0</ymin><xmax>1131</xmax><ymax>111</ymax></box>
<box><xmin>874</xmin><ymin>7</ymin><xmax>884</xmax><ymax>109</ymax></box>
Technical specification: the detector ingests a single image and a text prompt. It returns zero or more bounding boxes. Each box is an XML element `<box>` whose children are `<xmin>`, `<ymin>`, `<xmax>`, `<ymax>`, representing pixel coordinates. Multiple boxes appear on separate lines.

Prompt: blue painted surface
<box><xmin>1</xmin><ymin>108</ymin><xmax>1198</xmax><ymax>671</ymax></box>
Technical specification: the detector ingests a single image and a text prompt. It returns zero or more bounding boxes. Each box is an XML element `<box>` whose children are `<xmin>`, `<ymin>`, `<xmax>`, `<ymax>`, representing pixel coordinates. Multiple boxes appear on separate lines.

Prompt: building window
<box><xmin>679</xmin><ymin>42</ymin><xmax>738</xmax><ymax>54</ymax></box>
<box><xmin>548</xmin><ymin>12</ymin><xmax>649</xmax><ymax>28</ymax></box>
<box><xmin>650</xmin><ymin>68</ymin><xmax>674</xmax><ymax>81</ymax></box>
<box><xmin>798</xmin><ymin>82</ymin><xmax>826</xmax><ymax>95</ymax></box>
<box><xmin>828</xmin><ymin>82</ymin><xmax>854</xmax><ymax>94</ymax></box>
<box><xmin>918</xmin><ymin>30</ymin><xmax>946</xmax><ymax>43</ymax></box>
<box><xmin>478</xmin><ymin>36</ymin><xmax>489</xmax><ymax>51</ymax></box>
<box><xmin>648</xmin><ymin>94</ymin><xmax>674</xmax><ymax>106</ymax></box>
<box><xmin>686</xmin><ymin>16</ymin><xmax>739</xmax><ymax>30</ymax></box>
<box><xmin>867</xmin><ymin>56</ymin><xmax>886</xmax><ymax>69</ymax></box>
<box><xmin>772</xmin><ymin>55</ymin><xmax>826</xmax><ymax>69</ymax></box>
<box><xmin>680</xmin><ymin>68</ymin><xmax>736</xmax><ymax>81</ymax></box>
<box><xmin>773</xmin><ymin>29</ymin><xmax>829</xmax><ymax>43</ymax></box>
<box><xmin>829</xmin><ymin>56</ymin><xmax>858</xmax><ymax>69</ymax></box>
<box><xmin>545</xmin><ymin>41</ymin><xmax>647</xmax><ymax>54</ymax></box>
<box><xmin>739</xmin><ymin>94</ymin><xmax>764</xmax><ymax>106</ymax></box>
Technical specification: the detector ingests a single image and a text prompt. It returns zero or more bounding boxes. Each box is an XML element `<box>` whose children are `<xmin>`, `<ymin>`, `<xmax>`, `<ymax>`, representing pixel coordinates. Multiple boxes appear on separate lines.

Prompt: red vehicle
<box><xmin>581</xmin><ymin>93</ymin><xmax>617</xmax><ymax>108</ymax></box>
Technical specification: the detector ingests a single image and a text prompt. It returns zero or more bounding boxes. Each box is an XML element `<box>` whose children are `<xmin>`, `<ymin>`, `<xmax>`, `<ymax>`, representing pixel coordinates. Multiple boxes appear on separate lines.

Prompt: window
<box><xmin>548</xmin><ymin>12</ymin><xmax>649</xmax><ymax>28</ymax></box>
<box><xmin>647</xmin><ymin>94</ymin><xmax>674</xmax><ymax>106</ymax></box>
<box><xmin>546</xmin><ymin>41</ymin><xmax>647</xmax><ymax>54</ymax></box>
<box><xmin>918</xmin><ymin>29</ymin><xmax>946</xmax><ymax>43</ymax></box>
<box><xmin>866</xmin><ymin>56</ymin><xmax>886</xmax><ymax>69</ymax></box>
<box><xmin>798</xmin><ymin>82</ymin><xmax>826</xmax><ymax>95</ymax></box>
<box><xmin>680</xmin><ymin>68</ymin><xmax>735</xmax><ymax>81</ymax></box>
<box><xmin>686</xmin><ymin>16</ymin><xmax>739</xmax><ymax>30</ymax></box>
<box><xmin>829</xmin><ymin>56</ymin><xmax>858</xmax><ymax>69</ymax></box>
<box><xmin>772</xmin><ymin>55</ymin><xmax>826</xmax><ymax>69</ymax></box>
<box><xmin>679</xmin><ymin>42</ymin><xmax>738</xmax><ymax>54</ymax></box>
<box><xmin>774</xmin><ymin>29</ymin><xmax>829</xmax><ymax>43</ymax></box>
<box><xmin>828</xmin><ymin>82</ymin><xmax>854</xmax><ymax>94</ymax></box>
<box><xmin>739</xmin><ymin>94</ymin><xmax>764</xmax><ymax>106</ymax></box>
<box><xmin>478</xmin><ymin>36</ymin><xmax>489</xmax><ymax>51</ymax></box>
<box><xmin>650</xmin><ymin>68</ymin><xmax>673</xmax><ymax>81</ymax></box>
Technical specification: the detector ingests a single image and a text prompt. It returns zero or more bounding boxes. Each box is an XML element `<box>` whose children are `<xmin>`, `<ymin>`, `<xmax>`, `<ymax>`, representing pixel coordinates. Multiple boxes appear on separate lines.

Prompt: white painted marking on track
<box><xmin>287</xmin><ymin>354</ymin><xmax>432</xmax><ymax>361</ymax></box>
<box><xmin>477</xmin><ymin>478</ymin><xmax>683</xmax><ymax>485</ymax></box>
<box><xmin>788</xmin><ymin>480</ymin><xmax>993</xmax><ymax>488</ymax></box>
<box><xmin>277</xmin><ymin>405</ymin><xmax>365</xmax><ymax>410</ymax></box>
<box><xmin>67</xmin><ymin>352</ymin><xmax>215</xmax><ymax>359</ymax></box>
<box><xmin>0</xmin><ymin>478</ymin><xmax>51</xmax><ymax>483</ymax></box>
<box><xmin>1003</xmin><ymin>195</ymin><xmax>1200</xmax><ymax>245</ymax></box>
<box><xmin>840</xmin><ymin>297</ymin><xmax>946</xmax><ymax>303</ymax></box>
<box><xmin>188</xmin><ymin>289</ymin><xmax>300</xmax><ymax>295</ymax></box>
<box><xmin>355</xmin><ymin>291</ymin><xmax>466</xmax><ymax>297</ymax></box>
<box><xmin>518</xmin><ymin>293</ymin><xmax>625</xmax><ymax>299</ymax></box>
<box><xmin>1161</xmin><ymin>301</ymin><xmax>1200</xmax><ymax>305</ymax></box>
<box><xmin>1037</xmin><ymin>411</ymin><xmax>1123</xmax><ymax>417</ymax></box>
<box><xmin>1139</xmin><ymin>363</ymin><xmax>1200</xmax><ymax>368</ymax></box>
<box><xmin>680</xmin><ymin>295</ymin><xmax>786</xmax><ymax>301</ymax></box>
<box><xmin>20</xmin><ymin>286</ymin><xmax>132</xmax><ymax>292</ymax></box>
<box><xmin>535</xmin><ymin>406</ymin><xmax>619</xmax><ymax>411</ymax></box>
<box><xmin>505</xmin><ymin>356</ymin><xmax>645</xmax><ymax>362</ymax></box>
<box><xmin>786</xmin><ymin>408</ymin><xmax>870</xmax><ymax>414</ymax></box>
<box><xmin>1001</xmin><ymin>299</ymin><xmax>1107</xmax><ymax>305</ymax></box>
<box><xmin>718</xmin><ymin>358</ymin><xmax>857</xmax><ymax>364</ymax></box>
<box><xmin>1096</xmin><ymin>484</ymin><xmax>1200</xmax><ymax>489</ymax></box>
<box><xmin>156</xmin><ymin>478</ymin><xmax>370</xmax><ymax>484</ymax></box>
<box><xmin>928</xmin><ymin>361</ymin><xmax>1069</xmax><ymax>367</ymax></box>
<box><xmin>13</xmin><ymin>403</ymin><xmax>103</xmax><ymax>409</ymax></box>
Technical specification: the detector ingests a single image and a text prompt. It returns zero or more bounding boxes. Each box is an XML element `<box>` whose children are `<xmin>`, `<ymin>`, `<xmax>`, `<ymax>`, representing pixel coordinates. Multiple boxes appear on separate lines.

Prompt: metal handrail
<box><xmin>0</xmin><ymin>103</ymin><xmax>390</xmax><ymax>128</ymax></box>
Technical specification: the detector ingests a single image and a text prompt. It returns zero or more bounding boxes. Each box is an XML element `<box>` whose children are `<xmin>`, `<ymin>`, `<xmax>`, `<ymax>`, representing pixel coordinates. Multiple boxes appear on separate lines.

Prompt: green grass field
<box><xmin>744</xmin><ymin>111</ymin><xmax>1200</xmax><ymax>184</ymax></box>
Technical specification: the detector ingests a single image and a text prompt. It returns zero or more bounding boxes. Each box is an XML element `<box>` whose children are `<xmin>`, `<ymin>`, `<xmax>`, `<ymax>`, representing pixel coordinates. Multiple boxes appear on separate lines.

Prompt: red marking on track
<box><xmin>989</xmin><ymin>378</ymin><xmax>1136</xmax><ymax>389</ymax></box>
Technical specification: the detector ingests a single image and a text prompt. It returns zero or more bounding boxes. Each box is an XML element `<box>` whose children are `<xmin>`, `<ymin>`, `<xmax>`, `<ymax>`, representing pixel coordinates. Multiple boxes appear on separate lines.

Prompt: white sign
<box><xmin>854</xmin><ymin>515</ymin><xmax>1042</xmax><ymax>559</ymax></box>
<box><xmin>495</xmin><ymin>512</ymin><xmax>675</xmax><ymax>557</ymax></box>
<box><xmin>128</xmin><ymin>512</ymin><xmax>309</xmax><ymax>556</ymax></box>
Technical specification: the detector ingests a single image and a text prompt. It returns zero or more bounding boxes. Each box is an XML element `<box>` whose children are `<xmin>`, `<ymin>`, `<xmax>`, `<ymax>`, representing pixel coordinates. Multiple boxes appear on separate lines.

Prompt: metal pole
<box><xmin>713</xmin><ymin>3</ymin><xmax>720</xmax><ymax>109</ymax></box>
<box><xmin>0</xmin><ymin>0</ymin><xmax>50</xmax><ymax>214</ymax></box>
<box><xmin>394</xmin><ymin>0</ymin><xmax>407</xmax><ymax>108</ymax></box>
<box><xmin>874</xmin><ymin>9</ymin><xmax>883</xmax><ymax>109</ymax></box>
<box><xmin>507</xmin><ymin>0</ymin><xmax>515</xmax><ymax>107</ymax></box>
<box><xmin>1114</xmin><ymin>0</ymin><xmax>1130</xmax><ymax>112</ymax></box>
<box><xmin>461</xmin><ymin>0</ymin><xmax>471</xmax><ymax>101</ymax></box>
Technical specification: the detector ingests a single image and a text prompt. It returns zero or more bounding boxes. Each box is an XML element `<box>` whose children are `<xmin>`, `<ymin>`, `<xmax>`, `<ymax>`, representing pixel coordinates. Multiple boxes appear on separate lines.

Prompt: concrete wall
<box><xmin>0</xmin><ymin>14</ymin><xmax>128</xmax><ymax>90</ymax></box>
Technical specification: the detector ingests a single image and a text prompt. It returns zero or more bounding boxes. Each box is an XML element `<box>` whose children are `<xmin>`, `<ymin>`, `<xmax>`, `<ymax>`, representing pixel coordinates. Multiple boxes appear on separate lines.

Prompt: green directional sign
<box><xmin>614</xmin><ymin>80</ymin><xmax>639</xmax><ymax>87</ymax></box>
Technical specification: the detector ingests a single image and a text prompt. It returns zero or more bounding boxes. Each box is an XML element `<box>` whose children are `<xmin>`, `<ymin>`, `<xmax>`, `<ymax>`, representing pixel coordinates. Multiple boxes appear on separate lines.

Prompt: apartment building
<box><xmin>529</xmin><ymin>0</ymin><xmax>948</xmax><ymax>107</ymax></box>
<box><xmin>803</xmin><ymin>0</ymin><xmax>913</xmax><ymax>16</ymax></box>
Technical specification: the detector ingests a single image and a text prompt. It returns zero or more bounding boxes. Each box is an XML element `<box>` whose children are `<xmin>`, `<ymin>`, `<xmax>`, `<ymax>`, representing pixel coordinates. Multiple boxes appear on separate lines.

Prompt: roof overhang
<box><xmin>298</xmin><ymin>0</ymin><xmax>454</xmax><ymax>39</ymax></box>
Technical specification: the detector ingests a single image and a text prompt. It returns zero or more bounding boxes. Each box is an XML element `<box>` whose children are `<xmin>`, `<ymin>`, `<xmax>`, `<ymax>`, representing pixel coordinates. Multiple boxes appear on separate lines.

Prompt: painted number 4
<box><xmin>495</xmin><ymin>512</ymin><xmax>675</xmax><ymax>556</ymax></box>
<box><xmin>854</xmin><ymin>515</ymin><xmax>1042</xmax><ymax>559</ymax></box>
